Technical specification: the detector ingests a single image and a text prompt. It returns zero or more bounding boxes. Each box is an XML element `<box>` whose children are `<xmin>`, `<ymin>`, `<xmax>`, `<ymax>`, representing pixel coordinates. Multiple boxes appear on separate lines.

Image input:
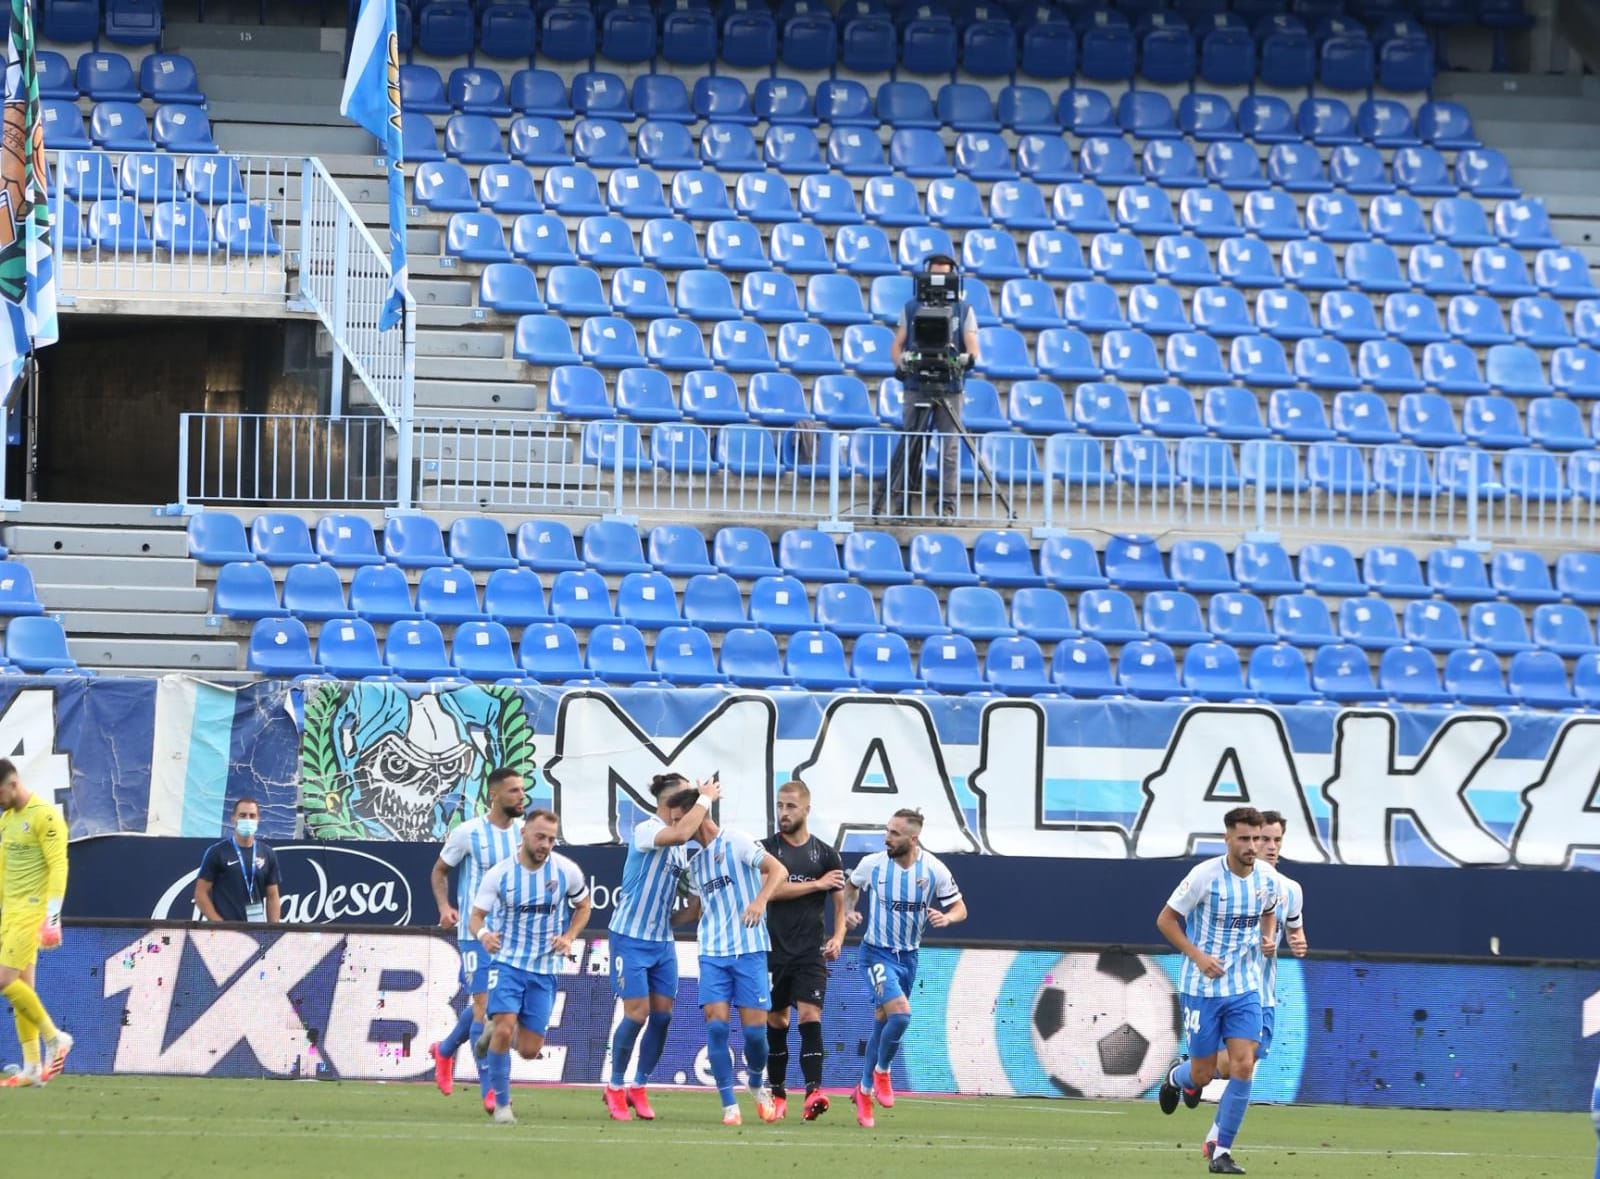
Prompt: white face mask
<box><xmin>235</xmin><ymin>818</ymin><xmax>258</xmax><ymax>839</ymax></box>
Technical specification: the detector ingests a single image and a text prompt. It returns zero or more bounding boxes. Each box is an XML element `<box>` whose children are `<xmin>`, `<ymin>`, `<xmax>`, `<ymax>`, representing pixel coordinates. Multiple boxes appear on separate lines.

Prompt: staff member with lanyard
<box><xmin>194</xmin><ymin>798</ymin><xmax>282</xmax><ymax>923</ymax></box>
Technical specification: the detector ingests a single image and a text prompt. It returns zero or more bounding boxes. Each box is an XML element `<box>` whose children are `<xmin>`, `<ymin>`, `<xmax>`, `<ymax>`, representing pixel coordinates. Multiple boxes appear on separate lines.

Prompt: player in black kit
<box><xmin>761</xmin><ymin>779</ymin><xmax>846</xmax><ymax>1121</ymax></box>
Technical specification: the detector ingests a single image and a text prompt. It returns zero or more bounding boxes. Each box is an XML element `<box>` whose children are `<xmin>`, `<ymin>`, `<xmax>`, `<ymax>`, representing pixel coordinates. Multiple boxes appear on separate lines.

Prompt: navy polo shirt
<box><xmin>197</xmin><ymin>839</ymin><xmax>281</xmax><ymax>921</ymax></box>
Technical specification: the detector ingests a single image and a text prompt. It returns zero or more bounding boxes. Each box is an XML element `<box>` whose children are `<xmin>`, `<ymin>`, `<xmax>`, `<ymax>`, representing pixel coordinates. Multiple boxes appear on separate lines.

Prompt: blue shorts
<box><xmin>610</xmin><ymin>933</ymin><xmax>679</xmax><ymax>1002</ymax></box>
<box><xmin>862</xmin><ymin>944</ymin><xmax>918</xmax><ymax>1008</ymax></box>
<box><xmin>1259</xmin><ymin>1006</ymin><xmax>1276</xmax><ymax>1058</ymax></box>
<box><xmin>1182</xmin><ymin>992</ymin><xmax>1263</xmax><ymax>1060</ymax></box>
<box><xmin>458</xmin><ymin>944</ymin><xmax>492</xmax><ymax>994</ymax></box>
<box><xmin>699</xmin><ymin>952</ymin><xmax>770</xmax><ymax>1011</ymax></box>
<box><xmin>487</xmin><ymin>963</ymin><xmax>558</xmax><ymax>1034</ymax></box>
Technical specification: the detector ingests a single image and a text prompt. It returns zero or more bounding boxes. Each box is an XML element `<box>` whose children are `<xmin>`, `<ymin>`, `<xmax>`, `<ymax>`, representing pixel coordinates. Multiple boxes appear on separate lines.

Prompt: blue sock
<box><xmin>741</xmin><ymin>1024</ymin><xmax>769</xmax><ymax>1091</ymax></box>
<box><xmin>489</xmin><ymin>1049</ymin><xmax>512</xmax><ymax>1109</ymax></box>
<box><xmin>1216</xmin><ymin>1077</ymin><xmax>1253</xmax><ymax>1149</ymax></box>
<box><xmin>470</xmin><ymin>1022</ymin><xmax>489</xmax><ymax>1098</ymax></box>
<box><xmin>439</xmin><ymin>1003</ymin><xmax>475</xmax><ymax>1056</ymax></box>
<box><xmin>1172</xmin><ymin>1059</ymin><xmax>1196</xmax><ymax>1092</ymax></box>
<box><xmin>876</xmin><ymin>1011</ymin><xmax>911</xmax><ymax>1072</ymax></box>
<box><xmin>707</xmin><ymin>1019</ymin><xmax>735</xmax><ymax>1107</ymax></box>
<box><xmin>609</xmin><ymin>1016</ymin><xmax>645</xmax><ymax>1088</ymax></box>
<box><xmin>634</xmin><ymin>1011</ymin><xmax>671</xmax><ymax>1085</ymax></box>
<box><xmin>860</xmin><ymin>1019</ymin><xmax>885</xmax><ymax>1091</ymax></box>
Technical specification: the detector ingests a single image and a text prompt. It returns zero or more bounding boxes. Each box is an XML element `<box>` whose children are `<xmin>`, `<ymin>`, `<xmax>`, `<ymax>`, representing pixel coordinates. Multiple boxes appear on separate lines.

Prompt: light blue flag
<box><xmin>0</xmin><ymin>0</ymin><xmax>59</xmax><ymax>394</ymax></box>
<box><xmin>339</xmin><ymin>0</ymin><xmax>407</xmax><ymax>331</ymax></box>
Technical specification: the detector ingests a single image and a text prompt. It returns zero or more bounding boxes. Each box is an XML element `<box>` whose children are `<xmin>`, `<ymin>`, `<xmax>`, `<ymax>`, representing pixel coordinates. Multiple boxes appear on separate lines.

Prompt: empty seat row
<box><xmin>242</xmin><ymin>610</ymin><xmax>1600</xmax><ymax>710</ymax></box>
<box><xmin>39</xmin><ymin>0</ymin><xmax>161</xmax><ymax>46</ymax></box>
<box><xmin>53</xmin><ymin>199</ymin><xmax>281</xmax><ymax>256</ymax></box>
<box><xmin>42</xmin><ymin>100</ymin><xmax>218</xmax><ymax>154</ymax></box>
<box><xmin>38</xmin><ymin>50</ymin><xmax>204</xmax><ymax>104</ymax></box>
<box><xmin>397</xmin><ymin>64</ymin><xmax>1479</xmax><ymax>151</ymax></box>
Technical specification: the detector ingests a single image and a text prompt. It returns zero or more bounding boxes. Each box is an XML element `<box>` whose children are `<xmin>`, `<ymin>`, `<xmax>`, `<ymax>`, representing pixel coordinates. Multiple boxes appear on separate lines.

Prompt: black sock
<box><xmin>766</xmin><ymin>1025</ymin><xmax>790</xmax><ymax>1096</ymax></box>
<box><xmin>799</xmin><ymin>1020</ymin><xmax>825</xmax><ymax>1093</ymax></box>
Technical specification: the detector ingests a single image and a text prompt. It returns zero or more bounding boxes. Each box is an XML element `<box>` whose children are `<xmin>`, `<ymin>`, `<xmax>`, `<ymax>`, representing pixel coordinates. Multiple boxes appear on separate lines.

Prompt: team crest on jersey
<box><xmin>916</xmin><ymin>875</ymin><xmax>929</xmax><ymax>892</ymax></box>
<box><xmin>545</xmin><ymin>878</ymin><xmax>557</xmax><ymax>894</ymax></box>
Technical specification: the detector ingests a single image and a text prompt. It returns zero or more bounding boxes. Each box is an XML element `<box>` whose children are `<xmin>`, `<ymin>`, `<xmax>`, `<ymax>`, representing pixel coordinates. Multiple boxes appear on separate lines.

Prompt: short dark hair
<box><xmin>487</xmin><ymin>767</ymin><xmax>524</xmax><ymax>789</ymax></box>
<box><xmin>777</xmin><ymin>780</ymin><xmax>810</xmax><ymax>802</ymax></box>
<box><xmin>665</xmin><ymin>787</ymin><xmax>701</xmax><ymax>811</ymax></box>
<box><xmin>524</xmin><ymin>807</ymin><xmax>559</xmax><ymax>828</ymax></box>
<box><xmin>0</xmin><ymin>758</ymin><xmax>19</xmax><ymax>786</ymax></box>
<box><xmin>891</xmin><ymin>808</ymin><xmax>924</xmax><ymax>832</ymax></box>
<box><xmin>1260</xmin><ymin>810</ymin><xmax>1287</xmax><ymax>833</ymax></box>
<box><xmin>232</xmin><ymin>797</ymin><xmax>259</xmax><ymax>817</ymax></box>
<box><xmin>649</xmin><ymin>772</ymin><xmax>690</xmax><ymax>799</ymax></box>
<box><xmin>1224</xmin><ymin>806</ymin><xmax>1265</xmax><ymax>830</ymax></box>
<box><xmin>923</xmin><ymin>253</ymin><xmax>956</xmax><ymax>271</ymax></box>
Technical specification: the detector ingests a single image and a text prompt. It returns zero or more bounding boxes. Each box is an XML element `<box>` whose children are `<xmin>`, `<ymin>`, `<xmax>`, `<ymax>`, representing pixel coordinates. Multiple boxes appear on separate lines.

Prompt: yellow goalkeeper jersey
<box><xmin>0</xmin><ymin>793</ymin><xmax>68</xmax><ymax>907</ymax></box>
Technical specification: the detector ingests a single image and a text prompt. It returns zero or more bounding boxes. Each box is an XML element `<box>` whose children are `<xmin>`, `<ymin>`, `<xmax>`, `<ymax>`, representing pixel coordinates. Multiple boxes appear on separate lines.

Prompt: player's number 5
<box><xmin>486</xmin><ymin>968</ymin><xmax>500</xmax><ymax>991</ymax></box>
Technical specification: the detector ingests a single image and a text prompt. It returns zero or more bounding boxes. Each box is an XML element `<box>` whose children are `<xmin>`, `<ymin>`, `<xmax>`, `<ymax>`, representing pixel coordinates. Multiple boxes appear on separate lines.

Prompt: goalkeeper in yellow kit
<box><xmin>0</xmin><ymin>758</ymin><xmax>71</xmax><ymax>1087</ymax></box>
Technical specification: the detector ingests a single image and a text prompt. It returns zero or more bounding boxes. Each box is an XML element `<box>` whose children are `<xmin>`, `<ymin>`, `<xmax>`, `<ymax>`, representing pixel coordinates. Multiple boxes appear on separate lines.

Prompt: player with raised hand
<box><xmin>1204</xmin><ymin>810</ymin><xmax>1307</xmax><ymax>1161</ymax></box>
<box><xmin>761</xmin><ymin>780</ymin><xmax>846</xmax><ymax>1121</ymax></box>
<box><xmin>841</xmin><ymin>808</ymin><xmax>966</xmax><ymax>1129</ymax></box>
<box><xmin>1156</xmin><ymin>806</ymin><xmax>1282</xmax><ymax>1175</ymax></box>
<box><xmin>0</xmin><ymin>758</ymin><xmax>72</xmax><ymax>1088</ymax></box>
<box><xmin>602</xmin><ymin>772</ymin><xmax>720</xmax><ymax>1120</ymax></box>
<box><xmin>429</xmin><ymin>767</ymin><xmax>526</xmax><ymax>1113</ymax></box>
<box><xmin>683</xmin><ymin>807</ymin><xmax>786</xmax><ymax>1126</ymax></box>
<box><xmin>469</xmin><ymin>808</ymin><xmax>591</xmax><ymax>1126</ymax></box>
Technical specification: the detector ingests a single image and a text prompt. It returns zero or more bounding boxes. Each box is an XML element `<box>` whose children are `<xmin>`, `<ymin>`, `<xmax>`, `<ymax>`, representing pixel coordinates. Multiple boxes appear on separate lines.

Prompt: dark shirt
<box><xmin>197</xmin><ymin>839</ymin><xmax>280</xmax><ymax>921</ymax></box>
<box><xmin>761</xmin><ymin>832</ymin><xmax>843</xmax><ymax>963</ymax></box>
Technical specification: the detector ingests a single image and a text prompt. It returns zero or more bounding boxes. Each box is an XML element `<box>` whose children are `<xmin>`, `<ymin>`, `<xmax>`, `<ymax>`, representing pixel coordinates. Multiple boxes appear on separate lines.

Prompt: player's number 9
<box><xmin>612</xmin><ymin>953</ymin><xmax>623</xmax><ymax>980</ymax></box>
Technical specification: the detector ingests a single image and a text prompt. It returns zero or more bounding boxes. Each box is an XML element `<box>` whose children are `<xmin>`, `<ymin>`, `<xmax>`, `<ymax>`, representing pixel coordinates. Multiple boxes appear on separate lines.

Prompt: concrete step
<box><xmin>59</xmin><ymin>610</ymin><xmax>230</xmax><ymax>640</ymax></box>
<box><xmin>416</xmin><ymin>432</ymin><xmax>573</xmax><ymax>464</ymax></box>
<box><xmin>182</xmin><ymin>47</ymin><xmax>346</xmax><ymax>78</ymax></box>
<box><xmin>414</xmin><ymin>380</ymin><xmax>541</xmax><ymax>414</ymax></box>
<box><xmin>69</xmin><ymin>636</ymin><xmax>241</xmax><ymax>671</ymax></box>
<box><xmin>412</xmin><ymin>279</ymin><xmax>475</xmax><ymax>308</ymax></box>
<box><xmin>417</xmin><ymin>305</ymin><xmax>493</xmax><ymax>329</ymax></box>
<box><xmin>216</xmin><ymin>122</ymin><xmax>373</xmax><ymax>156</ymax></box>
<box><xmin>9</xmin><ymin>502</ymin><xmax>174</xmax><ymax>527</ymax></box>
<box><xmin>203</xmin><ymin>75</ymin><xmax>346</xmax><ymax>106</ymax></box>
<box><xmin>38</xmin><ymin>584</ymin><xmax>212</xmax><ymax>613</ymax></box>
<box><xmin>1476</xmin><ymin>119</ymin><xmax>1600</xmax><ymax>152</ymax></box>
<box><xmin>1437</xmin><ymin>71</ymin><xmax>1588</xmax><ymax>100</ymax></box>
<box><xmin>414</xmin><ymin>355</ymin><xmax>527</xmax><ymax>382</ymax></box>
<box><xmin>164</xmin><ymin>21</ymin><xmax>334</xmax><ymax>53</ymax></box>
<box><xmin>416</xmin><ymin>329</ymin><xmax>507</xmax><ymax>359</ymax></box>
<box><xmin>25</xmin><ymin>554</ymin><xmax>199</xmax><ymax>589</ymax></box>
<box><xmin>5</xmin><ymin>526</ymin><xmax>189</xmax><ymax>559</ymax></box>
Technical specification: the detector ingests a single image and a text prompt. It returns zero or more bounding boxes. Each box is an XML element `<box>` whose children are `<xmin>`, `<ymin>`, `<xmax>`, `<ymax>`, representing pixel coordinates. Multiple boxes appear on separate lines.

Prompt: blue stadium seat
<box><xmin>1367</xmin><ymin>194</ymin><xmax>1429</xmax><ymax>246</ymax></box>
<box><xmin>1495</xmin><ymin>198</ymin><xmax>1561</xmax><ymax>250</ymax></box>
<box><xmin>1342</xmin><ymin>241</ymin><xmax>1406</xmax><ymax>294</ymax></box>
<box><xmin>1409</xmin><ymin>243</ymin><xmax>1473</xmax><ymax>296</ymax></box>
<box><xmin>1526</xmin><ymin>397</ymin><xmax>1589</xmax><ymax>452</ymax></box>
<box><xmin>1534</xmin><ymin>602</ymin><xmax>1597</xmax><ymax>655</ymax></box>
<box><xmin>1505</xmin><ymin>447</ymin><xmax>1570</xmax><ymax>504</ymax></box>
<box><xmin>999</xmin><ymin>85</ymin><xmax>1058</xmax><ymax>136</ymax></box>
<box><xmin>616</xmin><ymin>571</ymin><xmax>683</xmax><ymax>631</ymax></box>
<box><xmin>1420</xmin><ymin>340</ymin><xmax>1488</xmax><ymax>395</ymax></box>
<box><xmin>451</xmin><ymin>621</ymin><xmax>521</xmax><ymax>681</ymax></box>
<box><xmin>480</xmin><ymin>4</ymin><xmax>537</xmax><ymax>61</ymax></box>
<box><xmin>1298</xmin><ymin>96</ymin><xmax>1357</xmax><ymax>147</ymax></box>
<box><xmin>1425</xmin><ymin>546</ymin><xmax>1494</xmax><ymax>602</ymax></box>
<box><xmin>1473</xmin><ymin>246</ymin><xmax>1538</xmax><ymax>299</ymax></box>
<box><xmin>1114</xmin><ymin>639</ymin><xmax>1181</xmax><ymax>701</ymax></box>
<box><xmin>1213</xmin><ymin>237</ymin><xmax>1279</xmax><ymax>289</ymax></box>
<box><xmin>1539</xmin><ymin>248</ymin><xmax>1600</xmax><ymax>299</ymax></box>
<box><xmin>721</xmin><ymin>11</ymin><xmax>779</xmax><ymax>69</ymax></box>
<box><xmin>1426</xmin><ymin>198</ymin><xmax>1495</xmax><ymax>249</ymax></box>
<box><xmin>1272</xmin><ymin>593</ymin><xmax>1338</xmax><ymax>648</ymax></box>
<box><xmin>1391</xmin><ymin>146</ymin><xmax>1455</xmax><ymax>198</ymax></box>
<box><xmin>904</xmin><ymin>531</ymin><xmax>976</xmax><ymax>588</ymax></box>
<box><xmin>1139</xmin><ymin>385</ymin><xmax>1202</xmax><ymax>438</ymax></box>
<box><xmin>1466</xmin><ymin>601</ymin><xmax>1536</xmax><ymax>655</ymax></box>
<box><xmin>449</xmin><ymin>519</ymin><xmax>518</xmax><ymax>572</ymax></box>
<box><xmin>516</xmin><ymin>622</ymin><xmax>589</xmax><ymax>684</ymax></box>
<box><xmin>1482</xmin><ymin>343</ymin><xmax>1552</xmax><ymax>397</ymax></box>
<box><xmin>744</xmin><ymin>575</ymin><xmax>812</xmax><ymax>634</ymax></box>
<box><xmin>611</xmin><ymin>269</ymin><xmax>675</xmax><ymax>322</ymax></box>
<box><xmin>514</xmin><ymin>315</ymin><xmax>581</xmax><ymax>368</ymax></box>
<box><xmin>413</xmin><ymin>161</ymin><xmax>476</xmax><ymax>214</ymax></box>
<box><xmin>416</xmin><ymin>0</ymin><xmax>474</xmax><ymax>56</ymax></box>
<box><xmin>954</xmin><ymin>132</ymin><xmax>1016</xmax><ymax>182</ymax></box>
<box><xmin>151</xmin><ymin>104</ymin><xmax>217</xmax><ymax>154</ymax></box>
<box><xmin>1016</xmin><ymin>135</ymin><xmax>1078</xmax><ymax>186</ymax></box>
<box><xmin>680</xmin><ymin>574</ymin><xmax>746</xmax><ymax>634</ymax></box>
<box><xmin>651</xmin><ymin>626</ymin><xmax>727</xmax><ymax>687</ymax></box>
<box><xmin>585</xmin><ymin>624</ymin><xmax>662</xmax><ymax>686</ymax></box>
<box><xmin>213</xmin><ymin>562</ymin><xmax>283</xmax><ymax>621</ymax></box>
<box><xmin>276</xmin><ymin>563</ymin><xmax>345</xmax><ymax>622</ymax></box>
<box><xmin>1456</xmin><ymin>148</ymin><xmax>1520</xmax><ymax>199</ymax></box>
<box><xmin>505</xmin><ymin>118</ymin><xmax>570</xmax><ymax>168</ymax></box>
<box><xmin>515</xmin><ymin>520</ymin><xmax>585</xmax><ymax>573</ymax></box>
<box><xmin>705</xmin><ymin>221</ymin><xmax>769</xmax><ymax>272</ymax></box>
<box><xmin>482</xmin><ymin>569</ymin><xmax>547</xmax><ymax>628</ymax></box>
<box><xmin>651</xmin><ymin>423</ymin><xmax>720</xmax><ymax>474</ymax></box>
<box><xmin>1505</xmin><ymin>650</ymin><xmax>1577</xmax><ymax>709</ymax></box>
<box><xmin>1202</xmin><ymin>386</ymin><xmax>1269</xmax><ymax>440</ymax></box>
<box><xmin>1331</xmin><ymin>389</ymin><xmax>1398</xmax><ymax>443</ymax></box>
<box><xmin>416</xmin><ymin>567</ymin><xmax>486</xmax><ymax>626</ymax></box>
<box><xmin>926</xmin><ymin>177</ymin><xmax>989</xmax><ymax>230</ymax></box>
<box><xmin>1319</xmin><ymin>289</ymin><xmax>1382</xmax><ymax>343</ymax></box>
<box><xmin>1442</xmin><ymin>647</ymin><xmax>1513</xmax><ymax>706</ymax></box>
<box><xmin>384</xmin><ymin>515</ymin><xmax>460</xmax><ymax>575</ymax></box>
<box><xmin>1231</xmin><ymin>335</ymin><xmax>1297</xmax><ymax>388</ymax></box>
<box><xmin>88</xmin><ymin>100</ymin><xmax>153</xmax><ymax>152</ymax></box>
<box><xmin>1307</xmin><ymin>642</ymin><xmax>1382</xmax><ymax>703</ymax></box>
<box><xmin>815</xmin><ymin>79</ymin><xmax>873</xmax><ymax>128</ymax></box>
<box><xmin>1144</xmin><ymin>589</ymin><xmax>1212</xmax><ymax>645</ymax></box>
<box><xmin>1130</xmin><ymin>283</ymin><xmax>1192</xmax><ymax>334</ymax></box>
<box><xmin>1373</xmin><ymin>644</ymin><xmax>1449</xmax><ymax>704</ymax></box>
<box><xmin>947</xmin><ymin>586</ymin><xmax>1019</xmax><ymax>641</ymax></box>
<box><xmin>550</xmin><ymin>570</ymin><xmax>617</xmax><ymax>629</ymax></box>
<box><xmin>1267</xmin><ymin>143</ymin><xmax>1331</xmax><ymax>195</ymax></box>
<box><xmin>1292</xmin><ymin>338</ymin><xmax>1358</xmax><ymax>391</ymax></box>
<box><xmin>41</xmin><ymin>100</ymin><xmax>91</xmax><ymax>151</ymax></box>
<box><xmin>449</xmin><ymin>68</ymin><xmax>512</xmax><ymax>117</ymax></box>
<box><xmin>799</xmin><ymin>176</ymin><xmax>862</xmax><ymax>227</ymax></box>
<box><xmin>1511</xmin><ymin>296</ymin><xmax>1575</xmax><ymax>349</ymax></box>
<box><xmin>1080</xmin><ymin>136</ymin><xmax>1142</xmax><ymax>187</ymax></box>
<box><xmin>1461</xmin><ymin>394</ymin><xmax>1529</xmax><ymax>449</ymax></box>
<box><xmin>755</xmin><ymin>78</ymin><xmax>814</xmax><ymax>127</ymax></box>
<box><xmin>1180</xmin><ymin>187</ymin><xmax>1244</xmax><ymax>239</ymax></box>
<box><xmin>246</xmin><ymin>618</ymin><xmax>321</xmax><ymax>677</ymax></box>
<box><xmin>1118</xmin><ymin>91</ymin><xmax>1179</xmax><ymax>142</ymax></box>
<box><xmin>1073</xmin><ymin>589</ymin><xmax>1143</xmax><ymax>645</ymax></box>
<box><xmin>1338</xmin><ymin>598</ymin><xmax>1401</xmax><ymax>651</ymax></box>
<box><xmin>1192</xmin><ymin>286</ymin><xmax>1262</xmax><ymax>338</ymax></box>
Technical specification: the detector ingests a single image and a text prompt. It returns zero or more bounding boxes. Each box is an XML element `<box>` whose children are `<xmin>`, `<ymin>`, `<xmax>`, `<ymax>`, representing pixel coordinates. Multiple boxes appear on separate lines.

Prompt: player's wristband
<box><xmin>44</xmin><ymin>899</ymin><xmax>62</xmax><ymax>923</ymax></box>
<box><xmin>697</xmin><ymin>792</ymin><xmax>716</xmax><ymax>807</ymax></box>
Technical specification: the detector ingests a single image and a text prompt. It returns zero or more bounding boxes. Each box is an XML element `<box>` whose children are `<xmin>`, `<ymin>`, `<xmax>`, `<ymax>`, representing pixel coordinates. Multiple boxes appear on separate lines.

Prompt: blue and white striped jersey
<box><xmin>685</xmin><ymin>828</ymin><xmax>772</xmax><ymax>958</ymax></box>
<box><xmin>1259</xmin><ymin>865</ymin><xmax>1304</xmax><ymax>1009</ymax></box>
<box><xmin>610</xmin><ymin>816</ymin><xmax>689</xmax><ymax>943</ymax></box>
<box><xmin>1166</xmin><ymin>856</ymin><xmax>1281</xmax><ymax>999</ymax></box>
<box><xmin>472</xmin><ymin>852</ymin><xmax>589</xmax><ymax>974</ymax></box>
<box><xmin>439</xmin><ymin>815</ymin><xmax>522</xmax><ymax>945</ymax></box>
<box><xmin>848</xmin><ymin>849</ymin><xmax>961</xmax><ymax>953</ymax></box>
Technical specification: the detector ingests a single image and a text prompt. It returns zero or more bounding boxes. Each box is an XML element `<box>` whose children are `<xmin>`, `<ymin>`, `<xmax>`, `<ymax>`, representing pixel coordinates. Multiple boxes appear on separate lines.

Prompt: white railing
<box><xmin>49</xmin><ymin>150</ymin><xmax>296</xmax><ymax>300</ymax></box>
<box><xmin>177</xmin><ymin>412</ymin><xmax>398</xmax><ymax>506</ymax></box>
<box><xmin>296</xmin><ymin>157</ymin><xmax>416</xmax><ymax>509</ymax></box>
<box><xmin>171</xmin><ymin>409</ymin><xmax>1600</xmax><ymax>550</ymax></box>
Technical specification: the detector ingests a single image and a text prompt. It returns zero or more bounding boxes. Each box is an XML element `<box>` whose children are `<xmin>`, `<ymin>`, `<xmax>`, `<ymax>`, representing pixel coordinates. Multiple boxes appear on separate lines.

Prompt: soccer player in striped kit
<box><xmin>1204</xmin><ymin>809</ymin><xmax>1307</xmax><ymax>1162</ymax></box>
<box><xmin>469</xmin><ymin>808</ymin><xmax>592</xmax><ymax>1125</ymax></box>
<box><xmin>683</xmin><ymin>810</ymin><xmax>786</xmax><ymax>1125</ymax></box>
<box><xmin>429</xmin><ymin>767</ymin><xmax>526</xmax><ymax>1112</ymax></box>
<box><xmin>602</xmin><ymin>772</ymin><xmax>721</xmax><ymax>1121</ymax></box>
<box><xmin>1156</xmin><ymin>806</ymin><xmax>1283</xmax><ymax>1175</ymax></box>
<box><xmin>841</xmin><ymin>808</ymin><xmax>966</xmax><ymax>1129</ymax></box>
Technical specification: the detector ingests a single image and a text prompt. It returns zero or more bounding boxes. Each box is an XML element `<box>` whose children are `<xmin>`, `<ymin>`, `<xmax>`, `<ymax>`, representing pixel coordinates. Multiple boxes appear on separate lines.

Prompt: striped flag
<box><xmin>339</xmin><ymin>0</ymin><xmax>407</xmax><ymax>331</ymax></box>
<box><xmin>0</xmin><ymin>0</ymin><xmax>58</xmax><ymax>393</ymax></box>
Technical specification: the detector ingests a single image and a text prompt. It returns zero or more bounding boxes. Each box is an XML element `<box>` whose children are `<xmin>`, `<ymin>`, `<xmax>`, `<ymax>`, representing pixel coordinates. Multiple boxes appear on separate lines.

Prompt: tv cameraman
<box><xmin>890</xmin><ymin>254</ymin><xmax>981</xmax><ymax>519</ymax></box>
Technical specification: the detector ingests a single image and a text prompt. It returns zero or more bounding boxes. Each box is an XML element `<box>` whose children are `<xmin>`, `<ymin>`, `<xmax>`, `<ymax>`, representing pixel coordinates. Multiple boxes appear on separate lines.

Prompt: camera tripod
<box><xmin>872</xmin><ymin>390</ymin><xmax>1015</xmax><ymax>521</ymax></box>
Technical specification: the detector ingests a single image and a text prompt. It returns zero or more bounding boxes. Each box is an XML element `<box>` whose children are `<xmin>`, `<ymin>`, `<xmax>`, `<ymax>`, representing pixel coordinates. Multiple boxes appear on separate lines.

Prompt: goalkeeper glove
<box><xmin>38</xmin><ymin>900</ymin><xmax>61</xmax><ymax>949</ymax></box>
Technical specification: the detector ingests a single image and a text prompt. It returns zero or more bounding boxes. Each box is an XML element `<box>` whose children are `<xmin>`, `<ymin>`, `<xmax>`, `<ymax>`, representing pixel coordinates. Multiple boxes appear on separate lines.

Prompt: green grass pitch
<box><xmin>0</xmin><ymin>1077</ymin><xmax>1589</xmax><ymax>1179</ymax></box>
